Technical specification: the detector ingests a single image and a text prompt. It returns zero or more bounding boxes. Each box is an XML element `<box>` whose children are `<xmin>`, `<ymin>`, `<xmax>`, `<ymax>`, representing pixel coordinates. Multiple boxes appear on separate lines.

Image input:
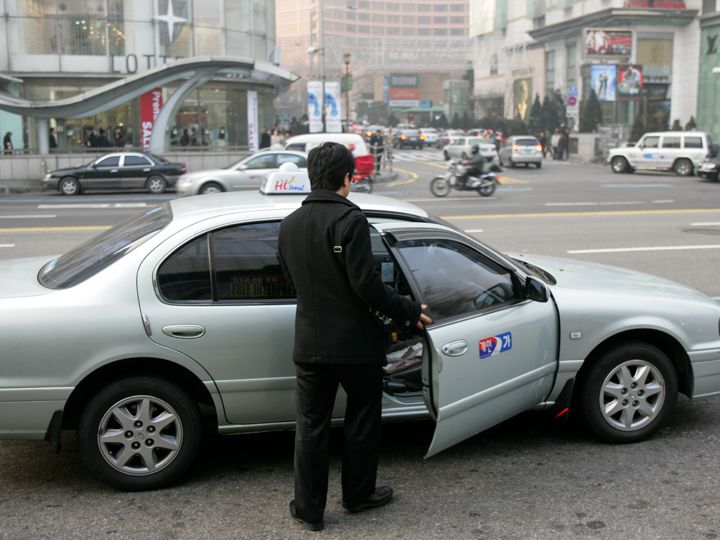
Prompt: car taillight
<box><xmin>179</xmin><ymin>166</ymin><xmax>187</xmax><ymax>173</ymax></box>
<box><xmin>354</xmin><ymin>154</ymin><xmax>374</xmax><ymax>173</ymax></box>
<box><xmin>513</xmin><ymin>145</ymin><xmax>520</xmax><ymax>152</ymax></box>
<box><xmin>536</xmin><ymin>145</ymin><xmax>542</xmax><ymax>152</ymax></box>
<box><xmin>400</xmin><ymin>136</ymin><xmax>407</xmax><ymax>140</ymax></box>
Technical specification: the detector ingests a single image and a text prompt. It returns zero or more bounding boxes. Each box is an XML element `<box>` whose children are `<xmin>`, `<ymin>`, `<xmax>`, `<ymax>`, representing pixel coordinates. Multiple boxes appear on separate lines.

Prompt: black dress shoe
<box><xmin>343</xmin><ymin>486</ymin><xmax>394</xmax><ymax>513</ymax></box>
<box><xmin>289</xmin><ymin>500</ymin><xmax>324</xmax><ymax>531</ymax></box>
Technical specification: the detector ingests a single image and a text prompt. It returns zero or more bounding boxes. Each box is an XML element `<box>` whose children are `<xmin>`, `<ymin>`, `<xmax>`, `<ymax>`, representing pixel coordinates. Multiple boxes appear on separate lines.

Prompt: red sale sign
<box><xmin>140</xmin><ymin>87</ymin><xmax>163</xmax><ymax>152</ymax></box>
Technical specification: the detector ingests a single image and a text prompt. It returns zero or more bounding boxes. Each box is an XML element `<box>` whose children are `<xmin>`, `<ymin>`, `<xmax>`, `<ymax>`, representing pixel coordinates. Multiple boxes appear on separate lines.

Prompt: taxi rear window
<box><xmin>39</xmin><ymin>204</ymin><xmax>172</xmax><ymax>289</ymax></box>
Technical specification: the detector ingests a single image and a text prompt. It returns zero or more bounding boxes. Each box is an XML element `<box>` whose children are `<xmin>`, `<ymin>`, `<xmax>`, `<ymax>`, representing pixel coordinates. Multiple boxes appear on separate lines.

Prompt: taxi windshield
<box><xmin>38</xmin><ymin>204</ymin><xmax>173</xmax><ymax>289</ymax></box>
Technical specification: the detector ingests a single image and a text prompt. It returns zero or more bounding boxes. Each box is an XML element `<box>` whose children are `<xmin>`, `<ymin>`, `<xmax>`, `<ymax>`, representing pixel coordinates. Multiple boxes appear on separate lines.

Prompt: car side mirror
<box><xmin>525</xmin><ymin>276</ymin><xmax>549</xmax><ymax>303</ymax></box>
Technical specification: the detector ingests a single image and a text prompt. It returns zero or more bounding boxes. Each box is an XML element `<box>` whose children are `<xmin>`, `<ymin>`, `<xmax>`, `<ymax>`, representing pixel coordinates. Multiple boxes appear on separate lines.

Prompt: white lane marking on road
<box><xmin>114</xmin><ymin>203</ymin><xmax>148</xmax><ymax>208</ymax></box>
<box><xmin>38</xmin><ymin>204</ymin><xmax>111</xmax><ymax>209</ymax></box>
<box><xmin>653</xmin><ymin>199</ymin><xmax>675</xmax><ymax>204</ymax></box>
<box><xmin>405</xmin><ymin>197</ymin><xmax>498</xmax><ymax>203</ymax></box>
<box><xmin>601</xmin><ymin>183</ymin><xmax>672</xmax><ymax>188</ymax></box>
<box><xmin>0</xmin><ymin>244</ymin><xmax>15</xmax><ymax>248</ymax></box>
<box><xmin>465</xmin><ymin>229</ymin><xmax>484</xmax><ymax>233</ymax></box>
<box><xmin>546</xmin><ymin>202</ymin><xmax>599</xmax><ymax>207</ymax></box>
<box><xmin>0</xmin><ymin>214</ymin><xmax>56</xmax><ymax>219</ymax></box>
<box><xmin>690</xmin><ymin>222</ymin><xmax>720</xmax><ymax>226</ymax></box>
<box><xmin>567</xmin><ymin>244</ymin><xmax>720</xmax><ymax>254</ymax></box>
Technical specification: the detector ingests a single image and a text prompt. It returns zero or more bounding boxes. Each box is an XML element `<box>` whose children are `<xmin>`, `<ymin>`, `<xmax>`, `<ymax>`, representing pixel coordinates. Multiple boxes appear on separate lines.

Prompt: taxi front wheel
<box><xmin>578</xmin><ymin>342</ymin><xmax>677</xmax><ymax>444</ymax></box>
<box><xmin>78</xmin><ymin>376</ymin><xmax>202</xmax><ymax>491</ymax></box>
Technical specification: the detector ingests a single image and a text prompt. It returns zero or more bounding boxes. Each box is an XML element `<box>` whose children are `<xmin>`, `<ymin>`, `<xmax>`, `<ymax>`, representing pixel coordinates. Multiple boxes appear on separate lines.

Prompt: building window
<box><xmin>450</xmin><ymin>27</ymin><xmax>466</xmax><ymax>36</ymax></box>
<box><xmin>434</xmin><ymin>28</ymin><xmax>448</xmax><ymax>36</ymax></box>
<box><xmin>387</xmin><ymin>14</ymin><xmax>400</xmax><ymax>24</ymax></box>
<box><xmin>418</xmin><ymin>4</ymin><xmax>431</xmax><ymax>12</ymax></box>
<box><xmin>532</xmin><ymin>15</ymin><xmax>545</xmax><ymax>29</ymax></box>
<box><xmin>402</xmin><ymin>27</ymin><xmax>415</xmax><ymax>36</ymax></box>
<box><xmin>450</xmin><ymin>16</ymin><xmax>465</xmax><ymax>25</ymax></box>
<box><xmin>703</xmin><ymin>0</ymin><xmax>716</xmax><ymax>12</ymax></box>
<box><xmin>358</xmin><ymin>25</ymin><xmax>370</xmax><ymax>33</ymax></box>
<box><xmin>450</xmin><ymin>3</ymin><xmax>466</xmax><ymax>12</ymax></box>
<box><xmin>401</xmin><ymin>3</ymin><xmax>416</xmax><ymax>11</ymax></box>
<box><xmin>371</xmin><ymin>14</ymin><xmax>384</xmax><ymax>23</ymax></box>
<box><xmin>386</xmin><ymin>2</ymin><xmax>399</xmax><ymax>10</ymax></box>
<box><xmin>566</xmin><ymin>43</ymin><xmax>577</xmax><ymax>86</ymax></box>
<box><xmin>545</xmin><ymin>50</ymin><xmax>555</xmax><ymax>95</ymax></box>
<box><xmin>418</xmin><ymin>16</ymin><xmax>431</xmax><ymax>24</ymax></box>
<box><xmin>434</xmin><ymin>4</ymin><xmax>448</xmax><ymax>12</ymax></box>
<box><xmin>490</xmin><ymin>54</ymin><xmax>499</xmax><ymax>76</ymax></box>
<box><xmin>434</xmin><ymin>16</ymin><xmax>448</xmax><ymax>24</ymax></box>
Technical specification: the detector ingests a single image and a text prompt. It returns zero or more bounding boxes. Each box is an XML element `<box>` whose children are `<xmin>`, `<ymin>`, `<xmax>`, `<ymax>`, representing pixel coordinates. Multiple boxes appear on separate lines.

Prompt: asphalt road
<box><xmin>1</xmin><ymin>154</ymin><xmax>720</xmax><ymax>538</ymax></box>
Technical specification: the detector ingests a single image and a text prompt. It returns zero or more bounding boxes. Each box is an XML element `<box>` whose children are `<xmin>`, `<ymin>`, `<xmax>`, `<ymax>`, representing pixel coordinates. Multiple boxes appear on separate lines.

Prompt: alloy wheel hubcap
<box><xmin>62</xmin><ymin>181</ymin><xmax>76</xmax><ymax>194</ymax></box>
<box><xmin>599</xmin><ymin>360</ymin><xmax>665</xmax><ymax>431</ymax></box>
<box><xmin>203</xmin><ymin>186</ymin><xmax>220</xmax><ymax>194</ymax></box>
<box><xmin>97</xmin><ymin>395</ymin><xmax>183</xmax><ymax>476</ymax></box>
<box><xmin>149</xmin><ymin>179</ymin><xmax>164</xmax><ymax>192</ymax></box>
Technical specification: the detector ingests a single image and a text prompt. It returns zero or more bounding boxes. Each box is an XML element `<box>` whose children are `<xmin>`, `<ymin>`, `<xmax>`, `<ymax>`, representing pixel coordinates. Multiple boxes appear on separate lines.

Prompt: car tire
<box><xmin>59</xmin><ymin>176</ymin><xmax>81</xmax><ymax>196</ymax></box>
<box><xmin>199</xmin><ymin>181</ymin><xmax>224</xmax><ymax>194</ymax></box>
<box><xmin>536</xmin><ymin>162</ymin><xmax>542</xmax><ymax>169</ymax></box>
<box><xmin>578</xmin><ymin>342</ymin><xmax>678</xmax><ymax>444</ymax></box>
<box><xmin>524</xmin><ymin>163</ymin><xmax>529</xmax><ymax>168</ymax></box>
<box><xmin>444</xmin><ymin>151</ymin><xmax>450</xmax><ymax>161</ymax></box>
<box><xmin>146</xmin><ymin>175</ymin><xmax>167</xmax><ymax>194</ymax></box>
<box><xmin>611</xmin><ymin>156</ymin><xmax>630</xmax><ymax>174</ymax></box>
<box><xmin>509</xmin><ymin>159</ymin><xmax>515</xmax><ymax>168</ymax></box>
<box><xmin>673</xmin><ymin>158</ymin><xmax>693</xmax><ymax>177</ymax></box>
<box><xmin>78</xmin><ymin>376</ymin><xmax>202</xmax><ymax>491</ymax></box>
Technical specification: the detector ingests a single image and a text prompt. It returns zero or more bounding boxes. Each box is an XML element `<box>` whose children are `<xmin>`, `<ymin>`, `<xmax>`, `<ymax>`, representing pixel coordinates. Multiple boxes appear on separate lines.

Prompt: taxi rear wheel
<box><xmin>578</xmin><ymin>342</ymin><xmax>677</xmax><ymax>444</ymax></box>
<box><xmin>611</xmin><ymin>157</ymin><xmax>630</xmax><ymax>174</ymax></box>
<box><xmin>200</xmin><ymin>181</ymin><xmax>224</xmax><ymax>194</ymax></box>
<box><xmin>78</xmin><ymin>377</ymin><xmax>202</xmax><ymax>491</ymax></box>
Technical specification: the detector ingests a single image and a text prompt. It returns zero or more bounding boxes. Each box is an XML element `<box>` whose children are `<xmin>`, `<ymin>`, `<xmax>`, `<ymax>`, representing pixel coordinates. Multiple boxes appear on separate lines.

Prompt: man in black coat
<box><xmin>278</xmin><ymin>142</ymin><xmax>431</xmax><ymax>531</ymax></box>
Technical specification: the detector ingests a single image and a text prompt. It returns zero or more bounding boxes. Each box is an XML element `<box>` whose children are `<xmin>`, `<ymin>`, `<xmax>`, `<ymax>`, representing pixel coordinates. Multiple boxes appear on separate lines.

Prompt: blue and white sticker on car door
<box><xmin>479</xmin><ymin>332</ymin><xmax>512</xmax><ymax>359</ymax></box>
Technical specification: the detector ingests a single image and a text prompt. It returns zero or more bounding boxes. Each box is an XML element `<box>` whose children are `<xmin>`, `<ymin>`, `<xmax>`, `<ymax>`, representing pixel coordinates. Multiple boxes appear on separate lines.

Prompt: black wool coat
<box><xmin>278</xmin><ymin>190</ymin><xmax>421</xmax><ymax>365</ymax></box>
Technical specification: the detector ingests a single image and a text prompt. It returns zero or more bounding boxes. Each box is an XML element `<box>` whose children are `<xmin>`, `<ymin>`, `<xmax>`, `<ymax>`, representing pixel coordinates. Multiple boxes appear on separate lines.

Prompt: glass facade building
<box><xmin>0</xmin><ymin>0</ymin><xmax>279</xmax><ymax>152</ymax></box>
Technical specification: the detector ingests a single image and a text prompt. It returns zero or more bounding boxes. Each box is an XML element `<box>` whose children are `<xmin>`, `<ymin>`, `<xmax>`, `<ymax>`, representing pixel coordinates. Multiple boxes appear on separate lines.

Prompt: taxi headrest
<box><xmin>259</xmin><ymin>169</ymin><xmax>312</xmax><ymax>195</ymax></box>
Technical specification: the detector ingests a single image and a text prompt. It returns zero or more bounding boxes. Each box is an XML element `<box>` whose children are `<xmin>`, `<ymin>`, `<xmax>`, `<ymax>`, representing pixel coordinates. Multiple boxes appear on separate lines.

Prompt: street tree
<box><xmin>367</xmin><ymin>101</ymin><xmax>389</xmax><ymax>125</ymax></box>
<box><xmin>630</xmin><ymin>113</ymin><xmax>646</xmax><ymax>143</ymax></box>
<box><xmin>579</xmin><ymin>90</ymin><xmax>602</xmax><ymax>133</ymax></box>
<box><xmin>528</xmin><ymin>94</ymin><xmax>543</xmax><ymax>134</ymax></box>
<box><xmin>355</xmin><ymin>101</ymin><xmax>370</xmax><ymax>121</ymax></box>
<box><xmin>541</xmin><ymin>94</ymin><xmax>560</xmax><ymax>134</ymax></box>
<box><xmin>451</xmin><ymin>113</ymin><xmax>461</xmax><ymax>129</ymax></box>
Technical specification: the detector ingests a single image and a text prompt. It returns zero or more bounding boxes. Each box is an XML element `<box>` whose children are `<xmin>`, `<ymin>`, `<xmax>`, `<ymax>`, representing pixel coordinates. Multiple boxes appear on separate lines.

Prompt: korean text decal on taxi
<box><xmin>479</xmin><ymin>332</ymin><xmax>512</xmax><ymax>359</ymax></box>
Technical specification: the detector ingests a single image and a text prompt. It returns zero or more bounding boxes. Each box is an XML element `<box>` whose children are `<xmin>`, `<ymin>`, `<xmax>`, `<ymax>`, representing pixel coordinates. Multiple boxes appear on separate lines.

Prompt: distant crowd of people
<box><xmin>538</xmin><ymin>127</ymin><xmax>571</xmax><ymax>160</ymax></box>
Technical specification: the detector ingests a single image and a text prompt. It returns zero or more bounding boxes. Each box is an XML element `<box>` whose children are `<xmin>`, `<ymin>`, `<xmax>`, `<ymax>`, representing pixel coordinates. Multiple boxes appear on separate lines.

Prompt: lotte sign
<box><xmin>140</xmin><ymin>88</ymin><xmax>163</xmax><ymax>152</ymax></box>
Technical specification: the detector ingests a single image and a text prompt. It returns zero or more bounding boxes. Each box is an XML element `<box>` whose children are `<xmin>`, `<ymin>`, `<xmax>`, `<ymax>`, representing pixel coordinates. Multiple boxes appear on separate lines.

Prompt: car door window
<box><xmin>95</xmin><ymin>156</ymin><xmax>120</xmax><ymax>168</ymax></box>
<box><xmin>157</xmin><ymin>235</ymin><xmax>212</xmax><ymax>302</ymax></box>
<box><xmin>661</xmin><ymin>136</ymin><xmax>681</xmax><ymax>149</ymax></box>
<box><xmin>124</xmin><ymin>155</ymin><xmax>153</xmax><ymax>167</ymax></box>
<box><xmin>641</xmin><ymin>136</ymin><xmax>659</xmax><ymax>149</ymax></box>
<box><xmin>211</xmin><ymin>222</ymin><xmax>295</xmax><ymax>301</ymax></box>
<box><xmin>397</xmin><ymin>238</ymin><xmax>517</xmax><ymax>321</ymax></box>
<box><xmin>277</xmin><ymin>154</ymin><xmax>307</xmax><ymax>168</ymax></box>
<box><xmin>244</xmin><ymin>154</ymin><xmax>277</xmax><ymax>170</ymax></box>
<box><xmin>285</xmin><ymin>143</ymin><xmax>306</xmax><ymax>152</ymax></box>
<box><xmin>684</xmin><ymin>136</ymin><xmax>703</xmax><ymax>149</ymax></box>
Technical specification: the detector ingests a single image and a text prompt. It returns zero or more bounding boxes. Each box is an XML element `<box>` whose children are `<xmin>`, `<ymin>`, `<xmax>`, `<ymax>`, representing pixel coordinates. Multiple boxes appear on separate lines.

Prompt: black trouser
<box><xmin>293</xmin><ymin>362</ymin><xmax>383</xmax><ymax>523</ymax></box>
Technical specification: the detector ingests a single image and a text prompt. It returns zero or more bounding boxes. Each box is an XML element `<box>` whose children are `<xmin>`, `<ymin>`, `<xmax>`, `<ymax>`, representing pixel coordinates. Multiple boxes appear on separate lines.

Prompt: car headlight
<box><xmin>44</xmin><ymin>173</ymin><xmax>52</xmax><ymax>180</ymax></box>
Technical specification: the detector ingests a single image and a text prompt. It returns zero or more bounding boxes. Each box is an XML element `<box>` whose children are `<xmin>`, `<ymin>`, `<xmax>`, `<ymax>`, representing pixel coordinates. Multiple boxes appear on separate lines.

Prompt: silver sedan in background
<box><xmin>175</xmin><ymin>150</ymin><xmax>307</xmax><ymax>195</ymax></box>
<box><xmin>499</xmin><ymin>136</ymin><xmax>544</xmax><ymax>168</ymax></box>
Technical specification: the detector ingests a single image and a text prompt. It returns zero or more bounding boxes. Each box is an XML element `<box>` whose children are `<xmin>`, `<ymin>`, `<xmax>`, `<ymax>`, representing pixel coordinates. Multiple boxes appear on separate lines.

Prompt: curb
<box><xmin>371</xmin><ymin>172</ymin><xmax>399</xmax><ymax>184</ymax></box>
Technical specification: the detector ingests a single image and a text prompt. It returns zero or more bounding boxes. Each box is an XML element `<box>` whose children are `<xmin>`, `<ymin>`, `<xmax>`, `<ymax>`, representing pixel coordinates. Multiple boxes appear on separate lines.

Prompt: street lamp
<box><xmin>307</xmin><ymin>45</ymin><xmax>326</xmax><ymax>133</ymax></box>
<box><xmin>343</xmin><ymin>51</ymin><xmax>351</xmax><ymax>133</ymax></box>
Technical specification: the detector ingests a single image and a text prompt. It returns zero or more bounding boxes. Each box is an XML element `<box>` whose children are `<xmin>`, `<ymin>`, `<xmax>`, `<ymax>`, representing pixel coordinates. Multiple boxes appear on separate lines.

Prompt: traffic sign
<box><xmin>341</xmin><ymin>75</ymin><xmax>353</xmax><ymax>92</ymax></box>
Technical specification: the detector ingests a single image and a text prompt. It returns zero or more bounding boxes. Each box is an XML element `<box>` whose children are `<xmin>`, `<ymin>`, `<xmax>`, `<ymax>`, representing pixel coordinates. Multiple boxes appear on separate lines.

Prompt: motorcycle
<box><xmin>430</xmin><ymin>160</ymin><xmax>501</xmax><ymax>198</ymax></box>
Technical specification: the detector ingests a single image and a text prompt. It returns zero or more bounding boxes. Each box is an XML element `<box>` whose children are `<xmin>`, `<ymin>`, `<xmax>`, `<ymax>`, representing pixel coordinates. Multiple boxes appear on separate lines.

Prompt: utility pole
<box><xmin>318</xmin><ymin>0</ymin><xmax>326</xmax><ymax>133</ymax></box>
<box><xmin>343</xmin><ymin>51</ymin><xmax>351</xmax><ymax>133</ymax></box>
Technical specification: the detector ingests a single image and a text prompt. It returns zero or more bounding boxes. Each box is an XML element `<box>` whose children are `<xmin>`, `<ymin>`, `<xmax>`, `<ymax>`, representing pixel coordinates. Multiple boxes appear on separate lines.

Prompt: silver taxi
<box><xmin>2</xmin><ymin>171</ymin><xmax>720</xmax><ymax>491</ymax></box>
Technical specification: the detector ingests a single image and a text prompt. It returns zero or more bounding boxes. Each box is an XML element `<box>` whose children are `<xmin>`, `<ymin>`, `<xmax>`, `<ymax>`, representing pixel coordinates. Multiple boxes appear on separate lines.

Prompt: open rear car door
<box><xmin>375</xmin><ymin>223</ymin><xmax>559</xmax><ymax>457</ymax></box>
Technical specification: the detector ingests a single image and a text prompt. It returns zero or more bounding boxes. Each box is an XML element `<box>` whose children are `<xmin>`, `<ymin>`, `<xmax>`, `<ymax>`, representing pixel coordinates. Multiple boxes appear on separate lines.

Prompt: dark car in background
<box><xmin>42</xmin><ymin>152</ymin><xmax>187</xmax><ymax>195</ymax></box>
<box><xmin>393</xmin><ymin>128</ymin><xmax>424</xmax><ymax>149</ymax></box>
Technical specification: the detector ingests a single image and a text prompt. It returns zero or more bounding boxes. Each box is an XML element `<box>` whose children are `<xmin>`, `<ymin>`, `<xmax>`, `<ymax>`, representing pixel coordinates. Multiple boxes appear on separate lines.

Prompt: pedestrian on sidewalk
<box><xmin>551</xmin><ymin>128</ymin><xmax>561</xmax><ymax>160</ymax></box>
<box><xmin>278</xmin><ymin>142</ymin><xmax>431</xmax><ymax>532</ymax></box>
<box><xmin>369</xmin><ymin>129</ymin><xmax>384</xmax><ymax>175</ymax></box>
<box><xmin>3</xmin><ymin>131</ymin><xmax>13</xmax><ymax>155</ymax></box>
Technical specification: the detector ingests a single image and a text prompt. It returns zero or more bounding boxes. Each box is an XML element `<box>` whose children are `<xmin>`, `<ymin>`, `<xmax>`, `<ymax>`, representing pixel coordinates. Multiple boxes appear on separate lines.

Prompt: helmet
<box><xmin>470</xmin><ymin>144</ymin><xmax>480</xmax><ymax>156</ymax></box>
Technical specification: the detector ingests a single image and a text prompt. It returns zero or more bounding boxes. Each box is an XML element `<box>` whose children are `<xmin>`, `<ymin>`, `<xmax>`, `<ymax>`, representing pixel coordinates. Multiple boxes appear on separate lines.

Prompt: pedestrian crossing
<box><xmin>389</xmin><ymin>150</ymin><xmax>446</xmax><ymax>162</ymax></box>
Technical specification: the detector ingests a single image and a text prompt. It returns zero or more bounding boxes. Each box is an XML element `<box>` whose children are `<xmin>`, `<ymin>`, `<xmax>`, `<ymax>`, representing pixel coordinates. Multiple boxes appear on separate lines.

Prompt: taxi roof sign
<box><xmin>259</xmin><ymin>170</ymin><xmax>312</xmax><ymax>195</ymax></box>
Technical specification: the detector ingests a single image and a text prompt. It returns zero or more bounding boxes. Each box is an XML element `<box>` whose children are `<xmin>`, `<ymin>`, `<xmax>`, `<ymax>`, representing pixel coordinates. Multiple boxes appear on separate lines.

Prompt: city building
<box><xmin>471</xmin><ymin>0</ymin><xmax>702</xmax><ymax>135</ymax></box>
<box><xmin>697</xmin><ymin>0</ymin><xmax>720</xmax><ymax>141</ymax></box>
<box><xmin>275</xmin><ymin>0</ymin><xmax>472</xmax><ymax>124</ymax></box>
<box><xmin>0</xmin><ymin>0</ymin><xmax>295</xmax><ymax>153</ymax></box>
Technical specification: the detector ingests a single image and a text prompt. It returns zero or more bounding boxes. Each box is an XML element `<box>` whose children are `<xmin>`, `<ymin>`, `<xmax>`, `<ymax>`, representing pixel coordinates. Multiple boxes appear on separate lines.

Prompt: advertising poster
<box><xmin>389</xmin><ymin>87</ymin><xmax>420</xmax><ymax>108</ymax></box>
<box><xmin>324</xmin><ymin>81</ymin><xmax>342</xmax><ymax>133</ymax></box>
<box><xmin>617</xmin><ymin>64</ymin><xmax>644</xmax><ymax>99</ymax></box>
<box><xmin>307</xmin><ymin>80</ymin><xmax>323</xmax><ymax>133</ymax></box>
<box><xmin>513</xmin><ymin>78</ymin><xmax>531</xmax><ymax>121</ymax></box>
<box><xmin>307</xmin><ymin>81</ymin><xmax>342</xmax><ymax>133</ymax></box>
<box><xmin>585</xmin><ymin>29</ymin><xmax>632</xmax><ymax>57</ymax></box>
<box><xmin>590</xmin><ymin>64</ymin><xmax>617</xmax><ymax>101</ymax></box>
<box><xmin>247</xmin><ymin>90</ymin><xmax>259</xmax><ymax>152</ymax></box>
<box><xmin>139</xmin><ymin>87</ymin><xmax>163</xmax><ymax>152</ymax></box>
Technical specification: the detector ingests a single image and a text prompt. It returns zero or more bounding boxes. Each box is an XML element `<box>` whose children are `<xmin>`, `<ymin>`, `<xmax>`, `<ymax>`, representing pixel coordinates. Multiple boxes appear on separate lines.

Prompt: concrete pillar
<box><xmin>37</xmin><ymin>117</ymin><xmax>49</xmax><ymax>154</ymax></box>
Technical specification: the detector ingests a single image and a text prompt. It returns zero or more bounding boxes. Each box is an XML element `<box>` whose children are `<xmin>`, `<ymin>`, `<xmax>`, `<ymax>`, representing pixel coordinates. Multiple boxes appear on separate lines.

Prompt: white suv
<box><xmin>608</xmin><ymin>131</ymin><xmax>713</xmax><ymax>176</ymax></box>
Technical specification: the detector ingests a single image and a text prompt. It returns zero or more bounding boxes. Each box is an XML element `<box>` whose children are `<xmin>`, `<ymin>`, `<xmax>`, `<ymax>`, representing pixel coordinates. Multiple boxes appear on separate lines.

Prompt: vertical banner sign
<box><xmin>140</xmin><ymin>87</ymin><xmax>163</xmax><ymax>152</ymax></box>
<box><xmin>307</xmin><ymin>80</ymin><xmax>323</xmax><ymax>133</ymax></box>
<box><xmin>324</xmin><ymin>81</ymin><xmax>342</xmax><ymax>133</ymax></box>
<box><xmin>247</xmin><ymin>90</ymin><xmax>259</xmax><ymax>153</ymax></box>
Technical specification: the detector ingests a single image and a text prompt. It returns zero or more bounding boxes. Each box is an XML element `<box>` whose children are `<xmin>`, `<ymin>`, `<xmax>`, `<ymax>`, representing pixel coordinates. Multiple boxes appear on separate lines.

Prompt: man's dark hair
<box><xmin>307</xmin><ymin>142</ymin><xmax>355</xmax><ymax>191</ymax></box>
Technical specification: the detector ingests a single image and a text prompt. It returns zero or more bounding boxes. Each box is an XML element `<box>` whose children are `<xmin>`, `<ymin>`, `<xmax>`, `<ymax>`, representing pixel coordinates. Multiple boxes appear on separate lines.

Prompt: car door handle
<box><xmin>441</xmin><ymin>340</ymin><xmax>468</xmax><ymax>357</ymax></box>
<box><xmin>110</xmin><ymin>169</ymin><xmax>118</xmax><ymax>173</ymax></box>
<box><xmin>143</xmin><ymin>168</ymin><xmax>150</xmax><ymax>172</ymax></box>
<box><xmin>162</xmin><ymin>325</ymin><xmax>205</xmax><ymax>339</ymax></box>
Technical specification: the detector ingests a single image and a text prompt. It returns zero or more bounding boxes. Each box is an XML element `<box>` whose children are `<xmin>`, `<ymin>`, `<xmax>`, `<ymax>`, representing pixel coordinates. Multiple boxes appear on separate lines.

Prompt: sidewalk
<box><xmin>0</xmin><ymin>178</ymin><xmax>42</xmax><ymax>194</ymax></box>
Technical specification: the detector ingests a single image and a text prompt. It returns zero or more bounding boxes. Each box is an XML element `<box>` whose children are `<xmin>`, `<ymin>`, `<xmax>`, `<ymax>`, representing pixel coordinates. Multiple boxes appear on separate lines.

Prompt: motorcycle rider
<box><xmin>459</xmin><ymin>144</ymin><xmax>486</xmax><ymax>188</ymax></box>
